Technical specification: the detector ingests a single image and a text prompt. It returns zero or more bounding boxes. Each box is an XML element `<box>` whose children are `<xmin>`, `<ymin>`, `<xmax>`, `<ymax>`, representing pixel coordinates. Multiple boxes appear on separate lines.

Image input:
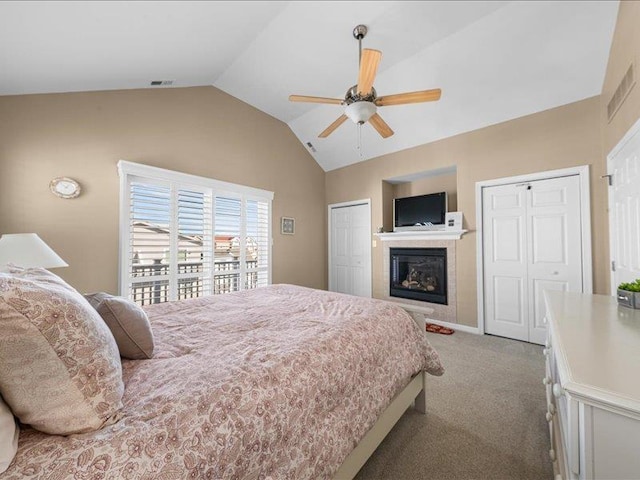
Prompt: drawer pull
<box><xmin>543</xmin><ymin>348</ymin><xmax>550</xmax><ymax>356</ymax></box>
<box><xmin>549</xmin><ymin>448</ymin><xmax>556</xmax><ymax>461</ymax></box>
<box><xmin>546</xmin><ymin>412</ymin><xmax>554</xmax><ymax>422</ymax></box>
<box><xmin>543</xmin><ymin>377</ymin><xmax>552</xmax><ymax>385</ymax></box>
<box><xmin>552</xmin><ymin>383</ymin><xmax>565</xmax><ymax>398</ymax></box>
<box><xmin>548</xmin><ymin>403</ymin><xmax>556</xmax><ymax>414</ymax></box>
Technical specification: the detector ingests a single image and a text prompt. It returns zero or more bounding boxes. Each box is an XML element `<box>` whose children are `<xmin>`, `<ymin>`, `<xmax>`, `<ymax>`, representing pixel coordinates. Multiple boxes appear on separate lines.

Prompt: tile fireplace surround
<box><xmin>380</xmin><ymin>238</ymin><xmax>457</xmax><ymax>324</ymax></box>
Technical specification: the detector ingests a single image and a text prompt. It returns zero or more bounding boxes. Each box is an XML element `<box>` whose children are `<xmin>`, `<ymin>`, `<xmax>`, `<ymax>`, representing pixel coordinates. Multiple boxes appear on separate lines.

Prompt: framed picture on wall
<box><xmin>281</xmin><ymin>217</ymin><xmax>295</xmax><ymax>235</ymax></box>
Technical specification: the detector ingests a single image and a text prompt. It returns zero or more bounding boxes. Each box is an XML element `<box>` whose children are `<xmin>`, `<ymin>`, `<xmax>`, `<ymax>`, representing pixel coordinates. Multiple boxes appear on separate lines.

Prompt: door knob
<box><xmin>552</xmin><ymin>383</ymin><xmax>564</xmax><ymax>398</ymax></box>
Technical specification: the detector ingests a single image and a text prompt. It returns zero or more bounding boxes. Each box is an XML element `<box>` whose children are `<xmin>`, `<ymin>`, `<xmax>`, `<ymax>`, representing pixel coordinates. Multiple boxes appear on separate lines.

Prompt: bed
<box><xmin>3</xmin><ymin>284</ymin><xmax>443</xmax><ymax>479</ymax></box>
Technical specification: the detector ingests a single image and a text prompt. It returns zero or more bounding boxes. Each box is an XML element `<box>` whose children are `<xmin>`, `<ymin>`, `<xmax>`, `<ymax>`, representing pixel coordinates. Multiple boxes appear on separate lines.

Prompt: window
<box><xmin>118</xmin><ymin>161</ymin><xmax>273</xmax><ymax>305</ymax></box>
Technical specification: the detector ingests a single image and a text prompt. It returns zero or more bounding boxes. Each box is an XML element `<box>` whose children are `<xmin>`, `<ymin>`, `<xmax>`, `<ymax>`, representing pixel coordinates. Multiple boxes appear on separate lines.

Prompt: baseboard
<box><xmin>403</xmin><ymin>308</ymin><xmax>481</xmax><ymax>335</ymax></box>
<box><xmin>425</xmin><ymin>318</ymin><xmax>480</xmax><ymax>335</ymax></box>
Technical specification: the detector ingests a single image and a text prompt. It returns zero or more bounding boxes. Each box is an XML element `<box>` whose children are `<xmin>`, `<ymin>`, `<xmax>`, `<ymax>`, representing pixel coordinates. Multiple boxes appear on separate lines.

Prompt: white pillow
<box><xmin>0</xmin><ymin>395</ymin><xmax>18</xmax><ymax>473</ymax></box>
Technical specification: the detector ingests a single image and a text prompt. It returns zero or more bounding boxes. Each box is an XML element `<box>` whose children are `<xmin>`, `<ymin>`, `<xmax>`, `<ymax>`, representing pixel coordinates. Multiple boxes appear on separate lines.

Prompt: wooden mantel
<box><xmin>375</xmin><ymin>230</ymin><xmax>468</xmax><ymax>241</ymax></box>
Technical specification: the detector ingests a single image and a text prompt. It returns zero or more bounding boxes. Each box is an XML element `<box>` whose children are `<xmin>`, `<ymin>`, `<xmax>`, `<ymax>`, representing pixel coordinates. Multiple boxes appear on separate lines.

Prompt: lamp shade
<box><xmin>345</xmin><ymin>101</ymin><xmax>377</xmax><ymax>124</ymax></box>
<box><xmin>0</xmin><ymin>233</ymin><xmax>68</xmax><ymax>269</ymax></box>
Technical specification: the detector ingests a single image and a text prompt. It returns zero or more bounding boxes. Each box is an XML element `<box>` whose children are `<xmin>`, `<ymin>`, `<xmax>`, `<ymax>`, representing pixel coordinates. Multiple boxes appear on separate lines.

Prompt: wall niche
<box><xmin>381</xmin><ymin>166</ymin><xmax>457</xmax><ymax>232</ymax></box>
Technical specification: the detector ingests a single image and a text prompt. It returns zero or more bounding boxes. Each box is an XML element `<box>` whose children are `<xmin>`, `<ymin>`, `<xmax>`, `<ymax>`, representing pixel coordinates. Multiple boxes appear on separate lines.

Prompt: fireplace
<box><xmin>390</xmin><ymin>247</ymin><xmax>447</xmax><ymax>304</ymax></box>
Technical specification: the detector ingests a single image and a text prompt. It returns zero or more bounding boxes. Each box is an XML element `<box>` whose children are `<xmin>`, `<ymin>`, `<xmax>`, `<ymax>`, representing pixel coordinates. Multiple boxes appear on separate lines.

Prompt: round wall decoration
<box><xmin>49</xmin><ymin>177</ymin><xmax>81</xmax><ymax>199</ymax></box>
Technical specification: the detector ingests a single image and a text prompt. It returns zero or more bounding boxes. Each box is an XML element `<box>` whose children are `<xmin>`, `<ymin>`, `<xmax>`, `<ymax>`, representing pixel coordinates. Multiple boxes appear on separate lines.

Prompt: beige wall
<box><xmin>326</xmin><ymin>96</ymin><xmax>607</xmax><ymax>328</ymax></box>
<box><xmin>0</xmin><ymin>86</ymin><xmax>327</xmax><ymax>293</ymax></box>
<box><xmin>602</xmin><ymin>0</ymin><xmax>640</xmax><ymax>153</ymax></box>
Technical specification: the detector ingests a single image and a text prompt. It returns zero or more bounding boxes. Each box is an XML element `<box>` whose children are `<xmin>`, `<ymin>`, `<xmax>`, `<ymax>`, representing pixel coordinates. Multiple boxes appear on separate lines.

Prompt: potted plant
<box><xmin>617</xmin><ymin>279</ymin><xmax>640</xmax><ymax>309</ymax></box>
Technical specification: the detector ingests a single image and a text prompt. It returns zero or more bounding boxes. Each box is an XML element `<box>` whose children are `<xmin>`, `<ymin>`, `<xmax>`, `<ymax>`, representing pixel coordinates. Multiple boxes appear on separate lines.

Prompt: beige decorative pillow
<box><xmin>84</xmin><ymin>293</ymin><xmax>155</xmax><ymax>359</ymax></box>
<box><xmin>0</xmin><ymin>395</ymin><xmax>18</xmax><ymax>474</ymax></box>
<box><xmin>0</xmin><ymin>268</ymin><xmax>124</xmax><ymax>435</ymax></box>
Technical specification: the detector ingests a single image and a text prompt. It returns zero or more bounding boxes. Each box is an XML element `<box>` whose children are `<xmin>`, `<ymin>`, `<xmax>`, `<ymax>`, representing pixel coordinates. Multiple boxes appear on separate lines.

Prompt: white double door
<box><xmin>329</xmin><ymin>202</ymin><xmax>371</xmax><ymax>297</ymax></box>
<box><xmin>608</xmin><ymin>120</ymin><xmax>640</xmax><ymax>292</ymax></box>
<box><xmin>483</xmin><ymin>175</ymin><xmax>583</xmax><ymax>344</ymax></box>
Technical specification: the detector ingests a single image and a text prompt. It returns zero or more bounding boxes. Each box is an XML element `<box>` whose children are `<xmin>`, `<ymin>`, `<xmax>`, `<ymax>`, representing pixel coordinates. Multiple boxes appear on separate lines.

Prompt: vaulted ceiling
<box><xmin>0</xmin><ymin>1</ymin><xmax>619</xmax><ymax>171</ymax></box>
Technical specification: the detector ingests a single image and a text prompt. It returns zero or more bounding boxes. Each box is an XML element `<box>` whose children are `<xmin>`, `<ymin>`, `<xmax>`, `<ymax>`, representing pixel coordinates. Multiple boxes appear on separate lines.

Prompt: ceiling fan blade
<box><xmin>289</xmin><ymin>95</ymin><xmax>343</xmax><ymax>105</ymax></box>
<box><xmin>357</xmin><ymin>49</ymin><xmax>382</xmax><ymax>96</ymax></box>
<box><xmin>369</xmin><ymin>113</ymin><xmax>394</xmax><ymax>138</ymax></box>
<box><xmin>375</xmin><ymin>89</ymin><xmax>442</xmax><ymax>106</ymax></box>
<box><xmin>319</xmin><ymin>115</ymin><xmax>348</xmax><ymax>138</ymax></box>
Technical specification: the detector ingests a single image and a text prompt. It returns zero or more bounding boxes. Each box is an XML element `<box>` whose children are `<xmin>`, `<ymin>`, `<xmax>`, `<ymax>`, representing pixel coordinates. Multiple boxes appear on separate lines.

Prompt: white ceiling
<box><xmin>0</xmin><ymin>1</ymin><xmax>619</xmax><ymax>171</ymax></box>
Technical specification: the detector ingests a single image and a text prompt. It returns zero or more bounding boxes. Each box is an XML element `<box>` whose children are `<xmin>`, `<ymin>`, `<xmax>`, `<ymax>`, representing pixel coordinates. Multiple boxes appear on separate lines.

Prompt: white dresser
<box><xmin>544</xmin><ymin>291</ymin><xmax>640</xmax><ymax>480</ymax></box>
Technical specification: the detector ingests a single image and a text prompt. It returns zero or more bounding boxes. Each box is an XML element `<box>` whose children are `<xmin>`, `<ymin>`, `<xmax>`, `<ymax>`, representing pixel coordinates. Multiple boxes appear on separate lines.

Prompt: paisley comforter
<box><xmin>4</xmin><ymin>284</ymin><xmax>443</xmax><ymax>479</ymax></box>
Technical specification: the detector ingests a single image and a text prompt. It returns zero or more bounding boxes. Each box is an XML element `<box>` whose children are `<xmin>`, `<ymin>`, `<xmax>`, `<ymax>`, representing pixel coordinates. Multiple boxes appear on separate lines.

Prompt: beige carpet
<box><xmin>355</xmin><ymin>331</ymin><xmax>553</xmax><ymax>480</ymax></box>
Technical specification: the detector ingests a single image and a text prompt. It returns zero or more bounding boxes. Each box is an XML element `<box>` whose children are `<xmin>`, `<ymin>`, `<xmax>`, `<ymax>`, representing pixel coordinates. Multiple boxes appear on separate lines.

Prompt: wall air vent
<box><xmin>150</xmin><ymin>80</ymin><xmax>174</xmax><ymax>86</ymax></box>
<box><xmin>607</xmin><ymin>63</ymin><xmax>635</xmax><ymax>122</ymax></box>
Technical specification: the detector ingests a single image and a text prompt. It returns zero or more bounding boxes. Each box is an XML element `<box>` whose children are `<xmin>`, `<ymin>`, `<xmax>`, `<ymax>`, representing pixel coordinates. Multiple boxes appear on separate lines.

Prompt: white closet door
<box><xmin>527</xmin><ymin>175</ymin><xmax>582</xmax><ymax>345</ymax></box>
<box><xmin>483</xmin><ymin>183</ymin><xmax>529</xmax><ymax>341</ymax></box>
<box><xmin>330</xmin><ymin>203</ymin><xmax>371</xmax><ymax>297</ymax></box>
<box><xmin>331</xmin><ymin>207</ymin><xmax>352</xmax><ymax>294</ymax></box>
<box><xmin>483</xmin><ymin>175</ymin><xmax>583</xmax><ymax>344</ymax></box>
<box><xmin>609</xmin><ymin>127</ymin><xmax>640</xmax><ymax>292</ymax></box>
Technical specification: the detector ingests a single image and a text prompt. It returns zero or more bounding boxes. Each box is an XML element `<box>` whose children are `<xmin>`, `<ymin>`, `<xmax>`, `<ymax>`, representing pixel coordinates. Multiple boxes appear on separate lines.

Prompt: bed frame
<box><xmin>333</xmin><ymin>370</ymin><xmax>427</xmax><ymax>480</ymax></box>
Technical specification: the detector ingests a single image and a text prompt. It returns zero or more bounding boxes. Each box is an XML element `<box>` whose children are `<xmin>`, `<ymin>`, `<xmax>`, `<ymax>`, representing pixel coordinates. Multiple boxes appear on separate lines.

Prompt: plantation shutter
<box><xmin>212</xmin><ymin>196</ymin><xmax>270</xmax><ymax>293</ymax></box>
<box><xmin>119</xmin><ymin>161</ymin><xmax>273</xmax><ymax>306</ymax></box>
<box><xmin>213</xmin><ymin>196</ymin><xmax>242</xmax><ymax>294</ymax></box>
<box><xmin>245</xmin><ymin>198</ymin><xmax>270</xmax><ymax>289</ymax></box>
<box><xmin>177</xmin><ymin>188</ymin><xmax>213</xmax><ymax>300</ymax></box>
<box><xmin>129</xmin><ymin>180</ymin><xmax>172</xmax><ymax>305</ymax></box>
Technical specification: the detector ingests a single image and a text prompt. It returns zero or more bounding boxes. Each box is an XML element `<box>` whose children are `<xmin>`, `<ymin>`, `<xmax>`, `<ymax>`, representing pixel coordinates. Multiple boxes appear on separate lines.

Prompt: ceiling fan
<box><xmin>289</xmin><ymin>24</ymin><xmax>441</xmax><ymax>139</ymax></box>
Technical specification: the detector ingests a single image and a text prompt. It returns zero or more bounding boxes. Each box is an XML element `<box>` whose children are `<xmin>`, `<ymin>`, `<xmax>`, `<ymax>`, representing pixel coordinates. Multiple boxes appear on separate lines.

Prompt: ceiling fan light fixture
<box><xmin>345</xmin><ymin>101</ymin><xmax>377</xmax><ymax>124</ymax></box>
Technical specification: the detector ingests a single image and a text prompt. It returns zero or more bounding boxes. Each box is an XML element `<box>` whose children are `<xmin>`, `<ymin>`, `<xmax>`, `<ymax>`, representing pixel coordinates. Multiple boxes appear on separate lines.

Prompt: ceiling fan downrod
<box><xmin>353</xmin><ymin>24</ymin><xmax>367</xmax><ymax>66</ymax></box>
<box><xmin>345</xmin><ymin>24</ymin><xmax>377</xmax><ymax>125</ymax></box>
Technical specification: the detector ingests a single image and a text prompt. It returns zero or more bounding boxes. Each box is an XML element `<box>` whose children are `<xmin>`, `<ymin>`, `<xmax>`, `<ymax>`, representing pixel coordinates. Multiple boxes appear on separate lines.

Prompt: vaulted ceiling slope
<box><xmin>0</xmin><ymin>1</ymin><xmax>618</xmax><ymax>171</ymax></box>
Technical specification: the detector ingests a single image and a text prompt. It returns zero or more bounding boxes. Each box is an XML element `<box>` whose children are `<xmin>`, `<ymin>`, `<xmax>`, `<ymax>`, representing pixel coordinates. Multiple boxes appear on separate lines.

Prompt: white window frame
<box><xmin>117</xmin><ymin>160</ymin><xmax>273</xmax><ymax>300</ymax></box>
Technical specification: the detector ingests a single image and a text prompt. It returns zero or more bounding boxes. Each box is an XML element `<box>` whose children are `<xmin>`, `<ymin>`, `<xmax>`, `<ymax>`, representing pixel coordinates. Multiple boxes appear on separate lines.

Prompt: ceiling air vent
<box><xmin>607</xmin><ymin>63</ymin><xmax>635</xmax><ymax>122</ymax></box>
<box><xmin>150</xmin><ymin>80</ymin><xmax>174</xmax><ymax>86</ymax></box>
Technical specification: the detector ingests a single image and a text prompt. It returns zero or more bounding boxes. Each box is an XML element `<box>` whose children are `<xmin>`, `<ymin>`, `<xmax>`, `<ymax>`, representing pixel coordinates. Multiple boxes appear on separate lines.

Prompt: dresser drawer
<box><xmin>557</xmin><ymin>381</ymin><xmax>582</xmax><ymax>474</ymax></box>
<box><xmin>545</xmin><ymin>328</ymin><xmax>579</xmax><ymax>478</ymax></box>
<box><xmin>581</xmin><ymin>404</ymin><xmax>640</xmax><ymax>479</ymax></box>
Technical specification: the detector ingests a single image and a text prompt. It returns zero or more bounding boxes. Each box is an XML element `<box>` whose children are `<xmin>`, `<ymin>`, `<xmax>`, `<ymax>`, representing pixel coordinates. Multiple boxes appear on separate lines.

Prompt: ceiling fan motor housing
<box><xmin>344</xmin><ymin>85</ymin><xmax>377</xmax><ymax>104</ymax></box>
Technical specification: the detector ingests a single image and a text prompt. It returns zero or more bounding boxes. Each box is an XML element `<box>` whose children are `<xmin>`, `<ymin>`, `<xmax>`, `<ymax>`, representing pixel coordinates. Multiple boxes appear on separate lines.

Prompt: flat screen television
<box><xmin>394</xmin><ymin>192</ymin><xmax>447</xmax><ymax>231</ymax></box>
